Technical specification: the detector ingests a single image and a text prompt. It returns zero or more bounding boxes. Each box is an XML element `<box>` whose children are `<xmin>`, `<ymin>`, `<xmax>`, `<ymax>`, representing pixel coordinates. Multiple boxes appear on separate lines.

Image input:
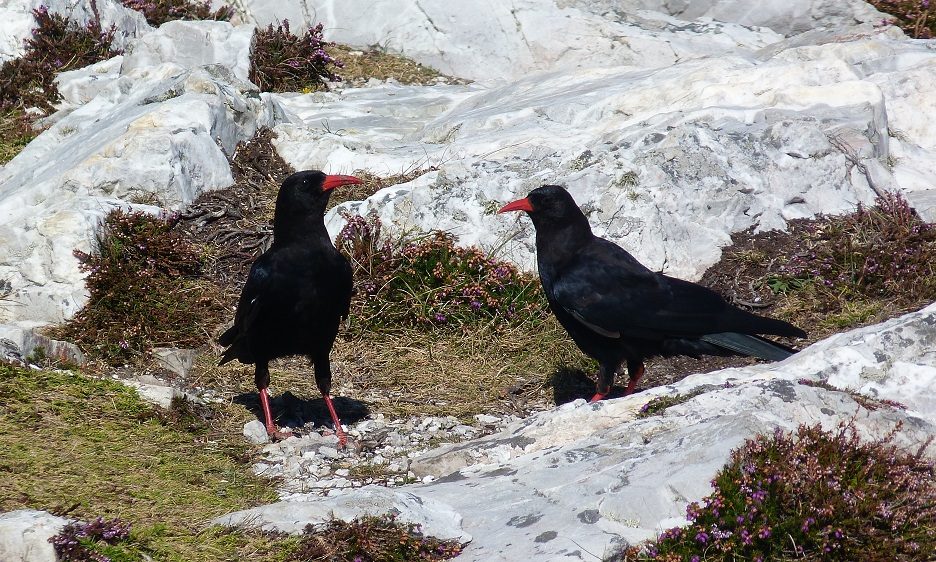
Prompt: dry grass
<box><xmin>326</xmin><ymin>44</ymin><xmax>458</xmax><ymax>87</ymax></box>
<box><xmin>191</xmin><ymin>315</ymin><xmax>591</xmax><ymax>427</ymax></box>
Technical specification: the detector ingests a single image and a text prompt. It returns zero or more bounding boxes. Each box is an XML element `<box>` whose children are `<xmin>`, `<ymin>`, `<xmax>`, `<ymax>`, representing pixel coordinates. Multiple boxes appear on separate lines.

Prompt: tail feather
<box><xmin>701</xmin><ymin>332</ymin><xmax>799</xmax><ymax>361</ymax></box>
<box><xmin>217</xmin><ymin>325</ymin><xmax>249</xmax><ymax>366</ymax></box>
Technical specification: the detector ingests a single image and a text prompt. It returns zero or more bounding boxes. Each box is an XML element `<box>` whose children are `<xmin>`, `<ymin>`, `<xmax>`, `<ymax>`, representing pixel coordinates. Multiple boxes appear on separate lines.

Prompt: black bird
<box><xmin>499</xmin><ymin>184</ymin><xmax>806</xmax><ymax>402</ymax></box>
<box><xmin>219</xmin><ymin>170</ymin><xmax>362</xmax><ymax>444</ymax></box>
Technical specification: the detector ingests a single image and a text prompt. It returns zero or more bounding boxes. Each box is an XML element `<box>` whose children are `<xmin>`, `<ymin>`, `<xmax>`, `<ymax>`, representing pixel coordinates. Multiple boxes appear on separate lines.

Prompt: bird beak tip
<box><xmin>498</xmin><ymin>197</ymin><xmax>533</xmax><ymax>214</ymax></box>
<box><xmin>322</xmin><ymin>174</ymin><xmax>364</xmax><ymax>191</ymax></box>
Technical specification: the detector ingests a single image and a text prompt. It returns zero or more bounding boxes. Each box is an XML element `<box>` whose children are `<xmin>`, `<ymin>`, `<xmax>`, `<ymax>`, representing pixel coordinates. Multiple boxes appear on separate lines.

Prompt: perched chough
<box><xmin>219</xmin><ymin>170</ymin><xmax>361</xmax><ymax>444</ymax></box>
<box><xmin>499</xmin><ymin>184</ymin><xmax>806</xmax><ymax>401</ymax></box>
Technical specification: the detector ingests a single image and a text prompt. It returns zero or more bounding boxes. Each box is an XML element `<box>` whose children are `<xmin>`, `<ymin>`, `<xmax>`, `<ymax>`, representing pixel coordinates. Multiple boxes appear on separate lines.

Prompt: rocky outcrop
<box><xmin>219</xmin><ymin>302</ymin><xmax>936</xmax><ymax>561</ymax></box>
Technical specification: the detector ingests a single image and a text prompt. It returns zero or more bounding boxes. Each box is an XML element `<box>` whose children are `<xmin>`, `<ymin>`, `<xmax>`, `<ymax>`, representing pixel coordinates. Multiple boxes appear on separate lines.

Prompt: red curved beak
<box><xmin>322</xmin><ymin>174</ymin><xmax>363</xmax><ymax>191</ymax></box>
<box><xmin>498</xmin><ymin>197</ymin><xmax>534</xmax><ymax>213</ymax></box>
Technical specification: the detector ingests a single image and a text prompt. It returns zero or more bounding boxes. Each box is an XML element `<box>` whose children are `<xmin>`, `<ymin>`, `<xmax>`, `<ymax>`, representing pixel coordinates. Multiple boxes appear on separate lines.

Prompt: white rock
<box><xmin>262</xmin><ymin>32</ymin><xmax>936</xmax><ymax>279</ymax></box>
<box><xmin>121</xmin><ymin>20</ymin><xmax>254</xmax><ymax>82</ymax></box>
<box><xmin>244</xmin><ymin>420</ymin><xmax>271</xmax><ymax>444</ymax></box>
<box><xmin>318</xmin><ymin>446</ymin><xmax>340</xmax><ymax>459</ymax></box>
<box><xmin>0</xmin><ymin>510</ymin><xmax>71</xmax><ymax>562</ymax></box>
<box><xmin>215</xmin><ymin>486</ymin><xmax>470</xmax><ymax>543</ymax></box>
<box><xmin>150</xmin><ymin>347</ymin><xmax>196</xmax><ymax>377</ymax></box>
<box><xmin>241</xmin><ymin>0</ymin><xmax>787</xmax><ymax>84</ymax></box>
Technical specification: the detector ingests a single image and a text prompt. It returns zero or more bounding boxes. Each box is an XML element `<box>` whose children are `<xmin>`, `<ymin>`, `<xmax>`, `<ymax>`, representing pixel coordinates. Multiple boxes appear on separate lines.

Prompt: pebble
<box><xmin>243</xmin><ymin>420</ymin><xmax>270</xmax><ymax>444</ymax></box>
<box><xmin>249</xmin><ymin>413</ymin><xmax>517</xmax><ymax>495</ymax></box>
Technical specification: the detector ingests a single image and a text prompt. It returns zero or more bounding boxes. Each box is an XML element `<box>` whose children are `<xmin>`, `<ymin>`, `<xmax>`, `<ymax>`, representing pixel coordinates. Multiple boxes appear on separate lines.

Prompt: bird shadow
<box><xmin>550</xmin><ymin>367</ymin><xmax>630</xmax><ymax>406</ymax></box>
<box><xmin>233</xmin><ymin>390</ymin><xmax>370</xmax><ymax>432</ymax></box>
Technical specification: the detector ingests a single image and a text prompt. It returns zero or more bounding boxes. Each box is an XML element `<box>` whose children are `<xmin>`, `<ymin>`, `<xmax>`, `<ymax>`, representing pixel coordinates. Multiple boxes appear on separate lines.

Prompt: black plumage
<box><xmin>219</xmin><ymin>170</ymin><xmax>361</xmax><ymax>443</ymax></box>
<box><xmin>499</xmin><ymin>184</ymin><xmax>806</xmax><ymax>401</ymax></box>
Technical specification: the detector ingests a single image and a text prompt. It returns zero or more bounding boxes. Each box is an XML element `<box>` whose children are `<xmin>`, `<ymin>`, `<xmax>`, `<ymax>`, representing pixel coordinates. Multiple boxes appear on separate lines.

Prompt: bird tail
<box><xmin>701</xmin><ymin>332</ymin><xmax>800</xmax><ymax>361</ymax></box>
<box><xmin>217</xmin><ymin>325</ymin><xmax>246</xmax><ymax>366</ymax></box>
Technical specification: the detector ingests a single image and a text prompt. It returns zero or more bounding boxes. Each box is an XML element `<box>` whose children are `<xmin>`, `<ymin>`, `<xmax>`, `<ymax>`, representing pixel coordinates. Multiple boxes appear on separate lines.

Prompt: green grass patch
<box><xmin>0</xmin><ymin>364</ymin><xmax>296</xmax><ymax>561</ymax></box>
<box><xmin>0</xmin><ymin>109</ymin><xmax>37</xmax><ymax>165</ymax></box>
<box><xmin>616</xmin><ymin>421</ymin><xmax>935</xmax><ymax>561</ymax></box>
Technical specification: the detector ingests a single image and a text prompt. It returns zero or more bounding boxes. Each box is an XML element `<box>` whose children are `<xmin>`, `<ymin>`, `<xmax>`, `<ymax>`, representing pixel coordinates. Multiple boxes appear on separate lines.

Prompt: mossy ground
<box><xmin>0</xmin><ymin>364</ymin><xmax>294</xmax><ymax>562</ymax></box>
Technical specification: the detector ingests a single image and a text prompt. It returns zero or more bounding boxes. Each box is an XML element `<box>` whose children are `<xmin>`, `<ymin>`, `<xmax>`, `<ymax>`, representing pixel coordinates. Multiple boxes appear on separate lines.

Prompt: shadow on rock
<box><xmin>234</xmin><ymin>390</ymin><xmax>370</xmax><ymax>432</ymax></box>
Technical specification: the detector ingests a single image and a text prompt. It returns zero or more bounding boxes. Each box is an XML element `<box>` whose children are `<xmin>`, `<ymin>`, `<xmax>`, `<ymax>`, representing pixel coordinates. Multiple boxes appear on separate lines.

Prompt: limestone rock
<box><xmin>220</xmin><ymin>303</ymin><xmax>936</xmax><ymax>561</ymax></box>
<box><xmin>0</xmin><ymin>509</ymin><xmax>71</xmax><ymax>562</ymax></box>
<box><xmin>215</xmin><ymin>485</ymin><xmax>471</xmax><ymax>543</ymax></box>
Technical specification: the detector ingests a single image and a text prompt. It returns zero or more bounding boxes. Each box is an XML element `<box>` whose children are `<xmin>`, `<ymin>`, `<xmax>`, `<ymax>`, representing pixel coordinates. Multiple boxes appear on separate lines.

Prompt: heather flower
<box><xmin>631</xmin><ymin>421</ymin><xmax>935</xmax><ymax>560</ymax></box>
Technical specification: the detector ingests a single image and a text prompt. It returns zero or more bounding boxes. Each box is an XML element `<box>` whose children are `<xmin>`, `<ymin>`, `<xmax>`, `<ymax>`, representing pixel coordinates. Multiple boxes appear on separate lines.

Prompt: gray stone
<box><xmin>243</xmin><ymin>420</ymin><xmax>270</xmax><ymax>445</ymax></box>
<box><xmin>151</xmin><ymin>347</ymin><xmax>196</xmax><ymax>377</ymax></box>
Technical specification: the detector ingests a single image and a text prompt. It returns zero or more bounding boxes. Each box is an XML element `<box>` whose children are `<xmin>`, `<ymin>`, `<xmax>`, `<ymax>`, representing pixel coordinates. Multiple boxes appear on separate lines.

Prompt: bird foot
<box><xmin>265</xmin><ymin>425</ymin><xmax>292</xmax><ymax>442</ymax></box>
<box><xmin>589</xmin><ymin>392</ymin><xmax>608</xmax><ymax>403</ymax></box>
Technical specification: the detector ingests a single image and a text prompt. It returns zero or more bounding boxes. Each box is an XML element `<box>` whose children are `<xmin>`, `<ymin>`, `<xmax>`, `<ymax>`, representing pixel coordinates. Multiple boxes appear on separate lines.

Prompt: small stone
<box><xmin>319</xmin><ymin>446</ymin><xmax>340</xmax><ymax>459</ymax></box>
<box><xmin>334</xmin><ymin>468</ymin><xmax>350</xmax><ymax>477</ymax></box>
<box><xmin>474</xmin><ymin>414</ymin><xmax>500</xmax><ymax>426</ymax></box>
<box><xmin>243</xmin><ymin>420</ymin><xmax>270</xmax><ymax>444</ymax></box>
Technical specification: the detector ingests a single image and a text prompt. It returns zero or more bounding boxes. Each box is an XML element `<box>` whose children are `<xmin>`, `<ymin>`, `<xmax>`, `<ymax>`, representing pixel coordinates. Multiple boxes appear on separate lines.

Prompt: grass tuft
<box><xmin>636</xmin><ymin>387</ymin><xmax>709</xmax><ymax>418</ymax></box>
<box><xmin>50</xmin><ymin>209</ymin><xmax>226</xmax><ymax>364</ymax></box>
<box><xmin>615</xmin><ymin>421</ymin><xmax>935</xmax><ymax>561</ymax></box>
<box><xmin>325</xmin><ymin>44</ymin><xmax>450</xmax><ymax>87</ymax></box>
<box><xmin>290</xmin><ymin>514</ymin><xmax>463</xmax><ymax>561</ymax></box>
<box><xmin>336</xmin><ymin>212</ymin><xmax>549</xmax><ymax>333</ymax></box>
<box><xmin>0</xmin><ymin>109</ymin><xmax>37</xmax><ymax>164</ymax></box>
<box><xmin>249</xmin><ymin>20</ymin><xmax>343</xmax><ymax>93</ymax></box>
<box><xmin>797</xmin><ymin>378</ymin><xmax>907</xmax><ymax>411</ymax></box>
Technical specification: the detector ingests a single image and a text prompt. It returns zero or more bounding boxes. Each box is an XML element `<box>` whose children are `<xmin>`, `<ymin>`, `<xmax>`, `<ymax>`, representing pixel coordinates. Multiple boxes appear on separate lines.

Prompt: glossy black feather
<box><xmin>513</xmin><ymin>184</ymin><xmax>806</xmax><ymax>394</ymax></box>
<box><xmin>218</xmin><ymin>170</ymin><xmax>353</xmax><ymax>396</ymax></box>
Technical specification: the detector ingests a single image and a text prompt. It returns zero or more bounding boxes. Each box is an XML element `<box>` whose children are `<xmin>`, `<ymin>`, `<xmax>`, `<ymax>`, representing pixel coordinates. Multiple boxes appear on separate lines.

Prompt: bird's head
<box><xmin>278</xmin><ymin>170</ymin><xmax>362</xmax><ymax>210</ymax></box>
<box><xmin>273</xmin><ymin>170</ymin><xmax>362</xmax><ymax>240</ymax></box>
<box><xmin>498</xmin><ymin>184</ymin><xmax>588</xmax><ymax>232</ymax></box>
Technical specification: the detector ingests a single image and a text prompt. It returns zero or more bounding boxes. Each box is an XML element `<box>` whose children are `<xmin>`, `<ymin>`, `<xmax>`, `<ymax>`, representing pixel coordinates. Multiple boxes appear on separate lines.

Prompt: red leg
<box><xmin>258</xmin><ymin>387</ymin><xmax>289</xmax><ymax>440</ymax></box>
<box><xmin>624</xmin><ymin>362</ymin><xmax>645</xmax><ymax>396</ymax></box>
<box><xmin>322</xmin><ymin>393</ymin><xmax>348</xmax><ymax>449</ymax></box>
